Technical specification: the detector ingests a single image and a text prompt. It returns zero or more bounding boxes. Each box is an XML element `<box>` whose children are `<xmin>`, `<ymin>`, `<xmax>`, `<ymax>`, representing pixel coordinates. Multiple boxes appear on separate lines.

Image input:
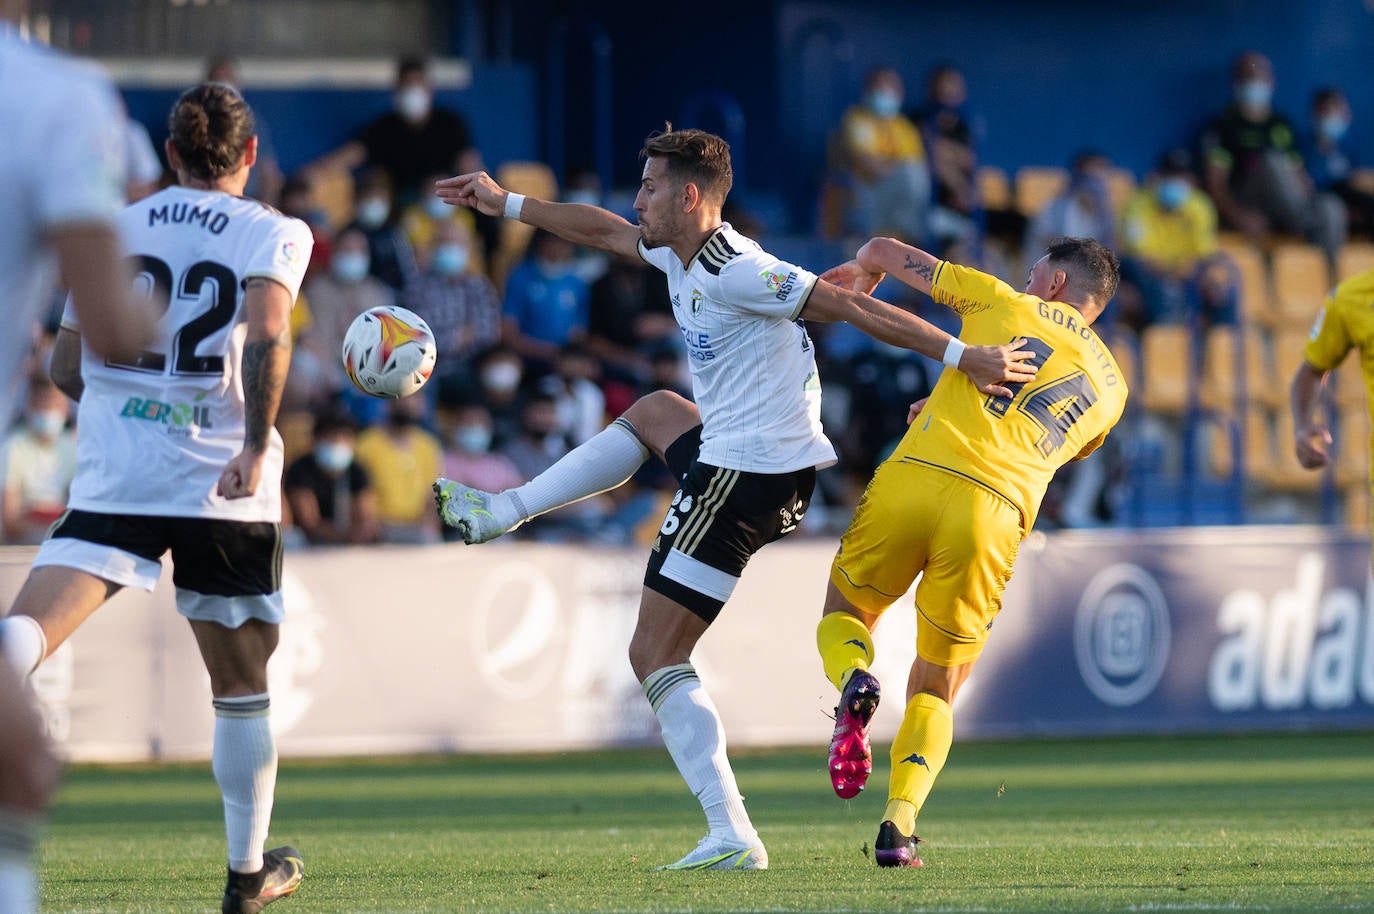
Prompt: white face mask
<box><xmin>425</xmin><ymin>196</ymin><xmax>451</xmax><ymax>219</ymax></box>
<box><xmin>432</xmin><ymin>243</ymin><xmax>469</xmax><ymax>276</ymax></box>
<box><xmin>395</xmin><ymin>85</ymin><xmax>431</xmax><ymax>123</ymax></box>
<box><xmin>313</xmin><ymin>442</ymin><xmax>354</xmax><ymax>472</ymax></box>
<box><xmin>356</xmin><ymin>197</ymin><xmax>390</xmax><ymax>229</ymax></box>
<box><xmin>481</xmin><ymin>362</ymin><xmax>521</xmax><ymax>394</ymax></box>
<box><xmin>27</xmin><ymin>411</ymin><xmax>66</xmax><ymax>438</ymax></box>
<box><xmin>332</xmin><ymin>252</ymin><xmax>370</xmax><ymax>283</ymax></box>
<box><xmin>451</xmin><ymin>425</ymin><xmax>491</xmax><ymax>453</ymax></box>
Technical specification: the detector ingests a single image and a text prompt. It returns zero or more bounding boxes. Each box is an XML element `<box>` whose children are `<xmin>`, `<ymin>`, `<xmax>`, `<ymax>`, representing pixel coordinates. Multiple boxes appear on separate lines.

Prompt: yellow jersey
<box><xmin>1304</xmin><ymin>268</ymin><xmax>1374</xmax><ymax>402</ymax></box>
<box><xmin>892</xmin><ymin>261</ymin><xmax>1129</xmax><ymax>530</ymax></box>
<box><xmin>1118</xmin><ymin>188</ymin><xmax>1218</xmax><ymax>273</ymax></box>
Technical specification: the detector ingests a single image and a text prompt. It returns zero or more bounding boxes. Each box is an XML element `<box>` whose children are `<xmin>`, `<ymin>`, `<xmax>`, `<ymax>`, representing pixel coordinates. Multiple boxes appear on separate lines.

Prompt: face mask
<box><xmin>432</xmin><ymin>243</ymin><xmax>469</xmax><ymax>276</ymax></box>
<box><xmin>332</xmin><ymin>252</ymin><xmax>370</xmax><ymax>283</ymax></box>
<box><xmin>867</xmin><ymin>89</ymin><xmax>901</xmax><ymax>117</ymax></box>
<box><xmin>27</xmin><ymin>411</ymin><xmax>65</xmax><ymax>438</ymax></box>
<box><xmin>1155</xmin><ymin>178</ymin><xmax>1190</xmax><ymax>210</ymax></box>
<box><xmin>395</xmin><ymin>85</ymin><xmax>431</xmax><ymax>123</ymax></box>
<box><xmin>356</xmin><ymin>197</ymin><xmax>390</xmax><ymax>229</ymax></box>
<box><xmin>452</xmin><ymin>425</ymin><xmax>491</xmax><ymax>453</ymax></box>
<box><xmin>425</xmin><ymin>196</ymin><xmax>451</xmax><ymax>219</ymax></box>
<box><xmin>481</xmin><ymin>362</ymin><xmax>521</xmax><ymax>394</ymax></box>
<box><xmin>1319</xmin><ymin>115</ymin><xmax>1350</xmax><ymax>142</ymax></box>
<box><xmin>1235</xmin><ymin>81</ymin><xmax>1272</xmax><ymax>109</ymax></box>
<box><xmin>313</xmin><ymin>442</ymin><xmax>353</xmax><ymax>472</ymax></box>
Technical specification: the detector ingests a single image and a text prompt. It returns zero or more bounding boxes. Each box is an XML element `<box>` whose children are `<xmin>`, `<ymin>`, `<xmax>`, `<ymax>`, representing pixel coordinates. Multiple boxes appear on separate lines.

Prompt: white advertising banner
<box><xmin>5</xmin><ymin>525</ymin><xmax>1371</xmax><ymax>763</ymax></box>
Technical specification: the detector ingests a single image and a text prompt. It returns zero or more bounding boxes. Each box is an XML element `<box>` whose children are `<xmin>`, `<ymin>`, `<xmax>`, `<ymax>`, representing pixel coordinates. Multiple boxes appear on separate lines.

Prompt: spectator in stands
<box><xmin>839</xmin><ymin>66</ymin><xmax>930</xmax><ymax>243</ymax></box>
<box><xmin>400</xmin><ymin>172</ymin><xmax>480</xmax><ymax>257</ymax></box>
<box><xmin>497</xmin><ymin>391</ymin><xmax>606</xmax><ymax>539</ymax></box>
<box><xmin>404</xmin><ymin>217</ymin><xmax>502</xmax><ymax>386</ymax></box>
<box><xmin>472</xmin><ymin>345</ymin><xmax>527</xmax><ymax>448</ymax></box>
<box><xmin>353</xmin><ymin>396</ymin><xmax>443</xmax><ymax>544</ymax></box>
<box><xmin>539</xmin><ymin>343</ymin><xmax>606</xmax><ymax>447</ymax></box>
<box><xmin>278</xmin><ymin>173</ymin><xmax>333</xmax><ymax>277</ymax></box>
<box><xmin>913</xmin><ymin>65</ymin><xmax>982</xmax><ymax>256</ymax></box>
<box><xmin>1</xmin><ymin>376</ymin><xmax>76</xmax><ymax>545</ymax></box>
<box><xmin>502</xmin><ymin>228</ymin><xmax>591</xmax><ymax>373</ymax></box>
<box><xmin>205</xmin><ymin>55</ymin><xmax>284</xmax><ymax>205</ymax></box>
<box><xmin>1200</xmin><ymin>51</ymin><xmax>1345</xmax><ymax>258</ymax></box>
<box><xmin>1303</xmin><ymin>87</ymin><xmax>1374</xmax><ymax>241</ymax></box>
<box><xmin>283</xmin><ymin>410</ymin><xmax>381</xmax><ymax>546</ymax></box>
<box><xmin>1117</xmin><ymin>149</ymin><xmax>1238</xmax><ymax>335</ymax></box>
<box><xmin>348</xmin><ymin>167</ymin><xmax>418</xmax><ymax>292</ymax></box>
<box><xmin>1024</xmin><ymin>151</ymin><xmax>1116</xmax><ymax>269</ymax></box>
<box><xmin>435</xmin><ymin>397</ymin><xmax>523</xmax><ymax>543</ymax></box>
<box><xmin>584</xmin><ymin>253</ymin><xmax>676</xmax><ymax>407</ymax></box>
<box><xmin>298</xmin><ymin>226</ymin><xmax>394</xmax><ymax>398</ymax></box>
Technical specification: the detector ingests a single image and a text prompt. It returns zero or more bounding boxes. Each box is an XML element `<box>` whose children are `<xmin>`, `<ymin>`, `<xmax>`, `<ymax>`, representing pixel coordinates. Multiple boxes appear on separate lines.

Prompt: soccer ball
<box><xmin>341</xmin><ymin>305</ymin><xmax>437</xmax><ymax>399</ymax></box>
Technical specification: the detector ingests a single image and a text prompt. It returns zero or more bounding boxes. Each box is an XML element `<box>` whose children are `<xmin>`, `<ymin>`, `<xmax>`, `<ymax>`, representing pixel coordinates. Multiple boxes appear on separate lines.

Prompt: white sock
<box><xmin>0</xmin><ymin>812</ymin><xmax>38</xmax><ymax>914</ymax></box>
<box><xmin>211</xmin><ymin>694</ymin><xmax>277</xmax><ymax>874</ymax></box>
<box><xmin>499</xmin><ymin>418</ymin><xmax>650</xmax><ymax>524</ymax></box>
<box><xmin>0</xmin><ymin>616</ymin><xmax>46</xmax><ymax>677</ymax></box>
<box><xmin>643</xmin><ymin>664</ymin><xmax>758</xmax><ymax>846</ymax></box>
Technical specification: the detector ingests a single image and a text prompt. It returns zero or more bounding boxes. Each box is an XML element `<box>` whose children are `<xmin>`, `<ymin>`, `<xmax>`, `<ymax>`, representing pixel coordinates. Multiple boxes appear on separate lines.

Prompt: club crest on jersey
<box><xmin>690</xmin><ymin>289</ymin><xmax>704</xmax><ymax>315</ymax></box>
<box><xmin>760</xmin><ymin>267</ymin><xmax>798</xmax><ymax>301</ymax></box>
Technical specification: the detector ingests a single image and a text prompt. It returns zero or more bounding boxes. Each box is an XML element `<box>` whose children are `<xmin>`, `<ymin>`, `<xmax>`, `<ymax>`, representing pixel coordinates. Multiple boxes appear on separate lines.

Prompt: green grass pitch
<box><xmin>41</xmin><ymin>731</ymin><xmax>1374</xmax><ymax>913</ymax></box>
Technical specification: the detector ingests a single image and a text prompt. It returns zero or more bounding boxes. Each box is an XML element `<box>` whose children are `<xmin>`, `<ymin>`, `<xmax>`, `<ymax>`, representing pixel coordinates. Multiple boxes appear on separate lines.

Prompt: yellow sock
<box><xmin>816</xmin><ymin>613</ymin><xmax>874</xmax><ymax>691</ymax></box>
<box><xmin>887</xmin><ymin>692</ymin><xmax>954</xmax><ymax>829</ymax></box>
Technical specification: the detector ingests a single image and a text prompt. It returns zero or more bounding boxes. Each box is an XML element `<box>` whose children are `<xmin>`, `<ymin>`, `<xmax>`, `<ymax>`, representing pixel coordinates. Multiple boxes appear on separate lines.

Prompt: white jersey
<box><xmin>64</xmin><ymin>186</ymin><xmax>314</xmax><ymax>522</ymax></box>
<box><xmin>0</xmin><ymin>26</ymin><xmax>126</xmax><ymax>432</ymax></box>
<box><xmin>638</xmin><ymin>224</ymin><xmax>836</xmax><ymax>473</ymax></box>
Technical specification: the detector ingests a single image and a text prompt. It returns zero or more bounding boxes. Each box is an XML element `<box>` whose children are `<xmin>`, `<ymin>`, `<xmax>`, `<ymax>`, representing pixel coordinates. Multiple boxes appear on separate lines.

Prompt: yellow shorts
<box><xmin>829</xmin><ymin>460</ymin><xmax>1022</xmax><ymax>666</ymax></box>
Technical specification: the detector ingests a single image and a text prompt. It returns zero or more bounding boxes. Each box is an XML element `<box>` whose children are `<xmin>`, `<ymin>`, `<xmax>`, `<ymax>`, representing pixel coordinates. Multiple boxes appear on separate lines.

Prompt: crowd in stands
<box><xmin>5</xmin><ymin>49</ymin><xmax>1371</xmax><ymax>547</ymax></box>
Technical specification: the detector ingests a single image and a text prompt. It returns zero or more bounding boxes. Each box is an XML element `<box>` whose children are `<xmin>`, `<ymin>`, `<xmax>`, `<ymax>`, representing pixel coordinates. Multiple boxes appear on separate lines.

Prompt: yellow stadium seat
<box><xmin>977</xmin><ymin>165</ymin><xmax>1011</xmax><ymax>210</ymax></box>
<box><xmin>1344</xmin><ymin>480</ymin><xmax>1370</xmax><ymax>530</ymax></box>
<box><xmin>1013</xmin><ymin>166</ymin><xmax>1069</xmax><ymax>217</ymax></box>
<box><xmin>1270</xmin><ymin>242</ymin><xmax>1331</xmax><ymax>330</ymax></box>
<box><xmin>1103</xmin><ymin>166</ymin><xmax>1136</xmax><ymax>213</ymax></box>
<box><xmin>1336</xmin><ymin>241</ymin><xmax>1374</xmax><ymax>283</ymax></box>
<box><xmin>1265</xmin><ymin>406</ymin><xmax>1323</xmax><ymax>492</ymax></box>
<box><xmin>490</xmin><ymin>161</ymin><xmax>559</xmax><ymax>290</ymax></box>
<box><xmin>1140</xmin><ymin>324</ymin><xmax>1193</xmax><ymax>415</ymax></box>
<box><xmin>1216</xmin><ymin>236</ymin><xmax>1273</xmax><ymax>327</ymax></box>
<box><xmin>1335</xmin><ymin>403</ymin><xmax>1370</xmax><ymax>488</ymax></box>
<box><xmin>311</xmin><ymin>168</ymin><xmax>355</xmax><ymax>232</ymax></box>
<box><xmin>1271</xmin><ymin>327</ymin><xmax>1313</xmax><ymax>396</ymax></box>
<box><xmin>1199</xmin><ymin>325</ymin><xmax>1273</xmax><ymax>413</ymax></box>
<box><xmin>1208</xmin><ymin>405</ymin><xmax>1270</xmax><ymax>481</ymax></box>
<box><xmin>1334</xmin><ymin>354</ymin><xmax>1368</xmax><ymax>409</ymax></box>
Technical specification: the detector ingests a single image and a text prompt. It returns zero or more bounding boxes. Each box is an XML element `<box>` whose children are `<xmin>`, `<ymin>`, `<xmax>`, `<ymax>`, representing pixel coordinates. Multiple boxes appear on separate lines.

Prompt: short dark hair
<box><xmin>640</xmin><ymin>123</ymin><xmax>733</xmax><ymax>204</ymax></box>
<box><xmin>313</xmin><ymin>408</ymin><xmax>358</xmax><ymax>439</ymax></box>
<box><xmin>1045</xmin><ymin>236</ymin><xmax>1120</xmax><ymax>304</ymax></box>
<box><xmin>167</xmin><ymin>82</ymin><xmax>255</xmax><ymax>180</ymax></box>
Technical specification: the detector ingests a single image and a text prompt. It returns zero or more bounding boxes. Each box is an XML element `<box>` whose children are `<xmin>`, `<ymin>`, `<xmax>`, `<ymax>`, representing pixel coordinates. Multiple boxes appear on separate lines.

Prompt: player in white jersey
<box><xmin>0</xmin><ymin>82</ymin><xmax>312</xmax><ymax>914</ymax></box>
<box><xmin>0</xmin><ymin>5</ymin><xmax>158</xmax><ymax>911</ymax></box>
<box><xmin>433</xmin><ymin>125</ymin><xmax>1036</xmax><ymax>870</ymax></box>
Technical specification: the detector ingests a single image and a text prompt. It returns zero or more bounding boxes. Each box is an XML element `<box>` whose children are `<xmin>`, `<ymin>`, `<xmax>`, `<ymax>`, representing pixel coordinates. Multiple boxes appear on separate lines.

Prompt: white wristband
<box><xmin>504</xmin><ymin>193</ymin><xmax>526</xmax><ymax>220</ymax></box>
<box><xmin>942</xmin><ymin>338</ymin><xmax>967</xmax><ymax>369</ymax></box>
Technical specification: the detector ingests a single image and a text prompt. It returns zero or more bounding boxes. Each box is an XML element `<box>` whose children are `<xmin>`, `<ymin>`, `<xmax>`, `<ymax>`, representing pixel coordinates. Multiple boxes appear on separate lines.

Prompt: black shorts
<box><xmin>644</xmin><ymin>426</ymin><xmax>816</xmax><ymax>623</ymax></box>
<box><xmin>46</xmin><ymin>509</ymin><xmax>282</xmax><ymax>598</ymax></box>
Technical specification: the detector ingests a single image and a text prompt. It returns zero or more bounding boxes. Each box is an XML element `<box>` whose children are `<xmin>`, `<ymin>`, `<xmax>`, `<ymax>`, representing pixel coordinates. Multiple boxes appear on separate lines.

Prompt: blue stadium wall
<box><xmin>118</xmin><ymin>0</ymin><xmax>1374</xmax><ymax>231</ymax></box>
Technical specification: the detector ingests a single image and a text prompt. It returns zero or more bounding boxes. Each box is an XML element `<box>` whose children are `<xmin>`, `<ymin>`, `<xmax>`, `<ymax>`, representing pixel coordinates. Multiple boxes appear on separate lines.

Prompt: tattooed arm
<box><xmin>858</xmin><ymin>237</ymin><xmax>940</xmax><ymax>296</ymax></box>
<box><xmin>217</xmin><ymin>276</ymin><xmax>294</xmax><ymax>500</ymax></box>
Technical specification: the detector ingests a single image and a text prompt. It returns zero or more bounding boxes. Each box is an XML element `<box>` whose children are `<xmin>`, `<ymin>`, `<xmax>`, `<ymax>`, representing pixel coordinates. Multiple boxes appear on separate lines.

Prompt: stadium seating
<box><xmin>976</xmin><ymin>164</ymin><xmax>1011</xmax><ymax>210</ymax></box>
<box><xmin>491</xmin><ymin>160</ymin><xmax>558</xmax><ymax>288</ymax></box>
<box><xmin>1103</xmin><ymin>166</ymin><xmax>1137</xmax><ymax>213</ymax></box>
<box><xmin>1217</xmin><ymin>235</ymin><xmax>1273</xmax><ymax>327</ymax></box>
<box><xmin>1013</xmin><ymin>165</ymin><xmax>1068</xmax><ymax>217</ymax></box>
<box><xmin>1140</xmin><ymin>324</ymin><xmax>1193</xmax><ymax>416</ymax></box>
<box><xmin>1336</xmin><ymin>241</ymin><xmax>1374</xmax><ymax>282</ymax></box>
<box><xmin>1270</xmin><ymin>242</ymin><xmax>1331</xmax><ymax>330</ymax></box>
<box><xmin>1199</xmin><ymin>325</ymin><xmax>1272</xmax><ymax>413</ymax></box>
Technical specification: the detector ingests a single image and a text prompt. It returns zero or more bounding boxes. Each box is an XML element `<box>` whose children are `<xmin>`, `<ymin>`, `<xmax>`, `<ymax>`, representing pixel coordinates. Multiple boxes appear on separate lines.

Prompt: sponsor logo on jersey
<box><xmin>760</xmin><ymin>267</ymin><xmax>799</xmax><ymax>301</ymax></box>
<box><xmin>119</xmin><ymin>394</ymin><xmax>212</xmax><ymax>435</ymax></box>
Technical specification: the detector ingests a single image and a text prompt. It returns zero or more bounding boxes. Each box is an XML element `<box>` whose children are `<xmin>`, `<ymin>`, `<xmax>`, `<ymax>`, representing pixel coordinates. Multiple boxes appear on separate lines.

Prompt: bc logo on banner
<box><xmin>1074</xmin><ymin>564</ymin><xmax>1171</xmax><ymax>706</ymax></box>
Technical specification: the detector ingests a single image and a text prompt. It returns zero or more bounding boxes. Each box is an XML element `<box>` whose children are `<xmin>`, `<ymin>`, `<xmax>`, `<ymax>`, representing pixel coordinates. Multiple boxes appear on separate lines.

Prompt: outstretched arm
<box><xmin>801</xmin><ymin>280</ymin><xmax>1035</xmax><ymax>398</ymax></box>
<box><xmin>832</xmin><ymin>236</ymin><xmax>942</xmax><ymax>297</ymax></box>
<box><xmin>1290</xmin><ymin>360</ymin><xmax>1332</xmax><ymax>470</ymax></box>
<box><xmin>435</xmin><ymin>171</ymin><xmax>641</xmax><ymax>259</ymax></box>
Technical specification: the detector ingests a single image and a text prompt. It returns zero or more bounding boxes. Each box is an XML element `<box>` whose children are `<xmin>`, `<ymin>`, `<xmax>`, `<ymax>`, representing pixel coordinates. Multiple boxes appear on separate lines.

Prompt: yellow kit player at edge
<box><xmin>817</xmin><ymin>235</ymin><xmax>1128</xmax><ymax>868</ymax></box>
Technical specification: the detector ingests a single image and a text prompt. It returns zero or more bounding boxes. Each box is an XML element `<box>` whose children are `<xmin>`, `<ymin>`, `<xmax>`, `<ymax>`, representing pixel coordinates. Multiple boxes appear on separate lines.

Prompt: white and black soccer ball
<box><xmin>341</xmin><ymin>305</ymin><xmax>438</xmax><ymax>399</ymax></box>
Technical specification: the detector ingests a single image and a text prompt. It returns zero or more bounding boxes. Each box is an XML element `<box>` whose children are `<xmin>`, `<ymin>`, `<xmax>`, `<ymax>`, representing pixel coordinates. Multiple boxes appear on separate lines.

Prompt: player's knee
<box><xmin>621</xmin><ymin>390</ymin><xmax>697</xmax><ymax>452</ymax></box>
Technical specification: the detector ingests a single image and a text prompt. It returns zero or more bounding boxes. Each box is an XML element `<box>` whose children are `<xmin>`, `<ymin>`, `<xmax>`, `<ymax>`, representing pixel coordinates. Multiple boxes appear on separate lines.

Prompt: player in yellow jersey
<box><xmin>815</xmin><ymin>236</ymin><xmax>1128</xmax><ymax>867</ymax></box>
<box><xmin>1291</xmin><ymin>267</ymin><xmax>1374</xmax><ymax>532</ymax></box>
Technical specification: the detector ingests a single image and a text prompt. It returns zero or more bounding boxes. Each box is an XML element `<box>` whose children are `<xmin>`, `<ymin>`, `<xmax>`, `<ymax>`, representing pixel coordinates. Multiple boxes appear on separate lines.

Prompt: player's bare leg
<box><xmin>632</xmin><ymin>589</ymin><xmax>766</xmax><ymax>871</ymax></box>
<box><xmin>0</xmin><ymin>567</ymin><xmax>119</xmax><ymax>675</ymax></box>
<box><xmin>190</xmin><ymin>619</ymin><xmax>302</xmax><ymax>913</ymax></box>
